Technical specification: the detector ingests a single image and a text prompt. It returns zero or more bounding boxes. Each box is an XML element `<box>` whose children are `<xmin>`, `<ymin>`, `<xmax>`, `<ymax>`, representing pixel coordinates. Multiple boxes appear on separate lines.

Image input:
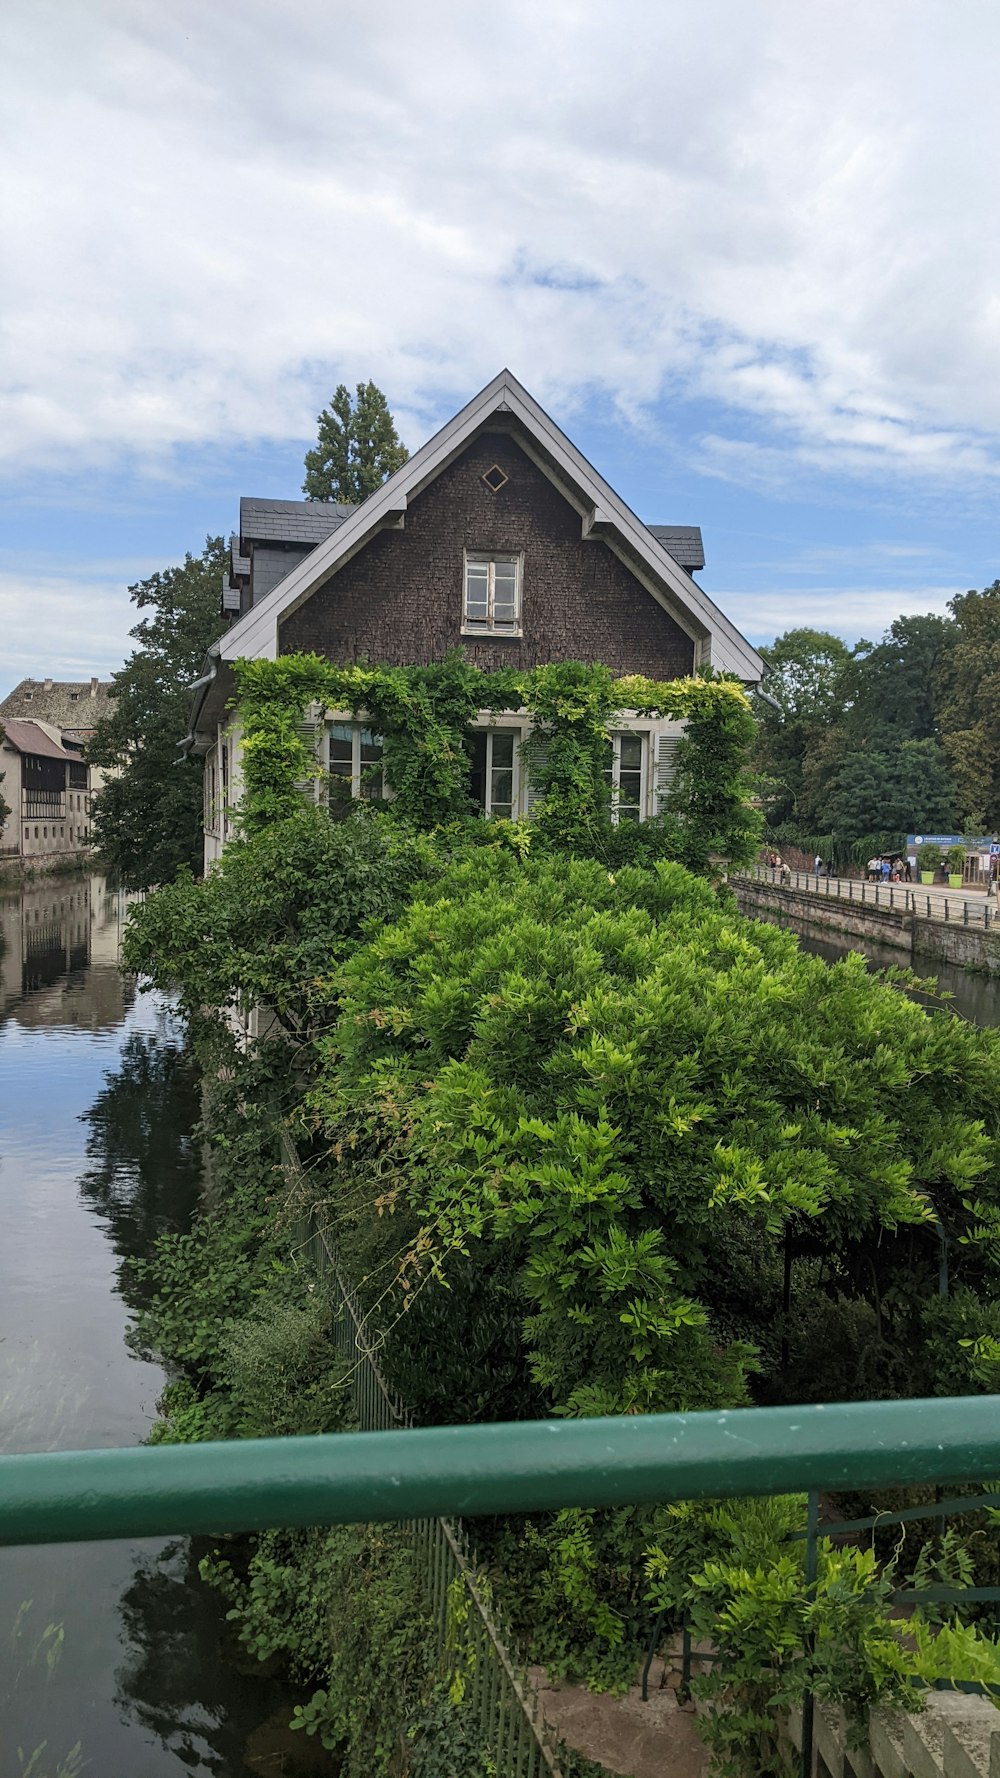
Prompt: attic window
<box><xmin>69</xmin><ymin>693</ymin><xmax>78</xmax><ymax>701</ymax></box>
<box><xmin>463</xmin><ymin>553</ymin><xmax>522</xmax><ymax>634</ymax></box>
<box><xmin>482</xmin><ymin>464</ymin><xmax>509</xmax><ymax>492</ymax></box>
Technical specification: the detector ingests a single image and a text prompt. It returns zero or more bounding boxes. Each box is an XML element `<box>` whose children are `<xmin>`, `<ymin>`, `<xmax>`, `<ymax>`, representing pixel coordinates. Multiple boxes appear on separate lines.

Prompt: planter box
<box><xmin>921</xmin><ymin>872</ymin><xmax>935</xmax><ymax>885</ymax></box>
<box><xmin>949</xmin><ymin>874</ymin><xmax>963</xmax><ymax>888</ymax></box>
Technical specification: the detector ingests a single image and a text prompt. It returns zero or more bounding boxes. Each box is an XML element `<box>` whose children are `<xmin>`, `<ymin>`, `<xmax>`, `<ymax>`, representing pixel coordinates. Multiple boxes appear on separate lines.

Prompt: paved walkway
<box><xmin>745</xmin><ymin>865</ymin><xmax>998</xmax><ymax>930</ymax></box>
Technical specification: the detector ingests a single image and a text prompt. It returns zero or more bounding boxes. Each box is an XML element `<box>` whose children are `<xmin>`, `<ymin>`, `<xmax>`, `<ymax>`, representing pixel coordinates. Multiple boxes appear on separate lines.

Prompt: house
<box><xmin>0</xmin><ymin>718</ymin><xmax>94</xmax><ymax>863</ymax></box>
<box><xmin>0</xmin><ymin>676</ymin><xmax>115</xmax><ymax>748</ymax></box>
<box><xmin>185</xmin><ymin>369</ymin><xmax>763</xmax><ymax>865</ymax></box>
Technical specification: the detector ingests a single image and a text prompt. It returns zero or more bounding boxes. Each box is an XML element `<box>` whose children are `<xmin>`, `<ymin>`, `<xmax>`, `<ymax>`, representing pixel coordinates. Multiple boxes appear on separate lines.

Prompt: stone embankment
<box><xmin>732</xmin><ymin>875</ymin><xmax>1000</xmax><ymax>977</ymax></box>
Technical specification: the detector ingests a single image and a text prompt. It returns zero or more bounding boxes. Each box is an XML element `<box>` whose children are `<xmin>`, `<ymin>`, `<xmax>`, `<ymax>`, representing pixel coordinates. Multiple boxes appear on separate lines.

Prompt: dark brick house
<box><xmin>188</xmin><ymin>370</ymin><xmax>762</xmax><ymax>863</ymax></box>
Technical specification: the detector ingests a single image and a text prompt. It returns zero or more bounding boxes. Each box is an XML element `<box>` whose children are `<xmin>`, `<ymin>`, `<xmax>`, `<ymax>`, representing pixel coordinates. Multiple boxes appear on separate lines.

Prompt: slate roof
<box><xmin>239</xmin><ymin>498</ymin><xmax>356</xmax><ymax>546</ymax></box>
<box><xmin>0</xmin><ymin>678</ymin><xmax>115</xmax><ymax>731</ymax></box>
<box><xmin>646</xmin><ymin>526</ymin><xmax>705</xmax><ymax>571</ymax></box>
<box><xmin>0</xmin><ymin>718</ymin><xmax>74</xmax><ymax>760</ymax></box>
<box><xmin>230</xmin><ymin>535</ymin><xmax>251</xmax><ymax>578</ymax></box>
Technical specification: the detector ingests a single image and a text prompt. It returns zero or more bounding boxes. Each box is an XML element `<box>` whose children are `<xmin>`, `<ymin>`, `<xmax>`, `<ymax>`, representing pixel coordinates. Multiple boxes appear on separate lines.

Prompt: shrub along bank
<box><xmin>122</xmin><ymin>658</ymin><xmax>1000</xmax><ymax>1776</ymax></box>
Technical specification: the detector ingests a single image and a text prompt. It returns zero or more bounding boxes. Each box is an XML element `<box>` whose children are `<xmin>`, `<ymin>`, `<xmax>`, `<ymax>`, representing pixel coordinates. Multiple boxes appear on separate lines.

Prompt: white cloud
<box><xmin>2</xmin><ymin>0</ymin><xmax>1000</xmax><ymax>486</ymax></box>
<box><xmin>0</xmin><ymin>569</ymin><xmax>141</xmax><ymax>696</ymax></box>
<box><xmin>722</xmin><ymin>583</ymin><xmax>962</xmax><ymax>647</ymax></box>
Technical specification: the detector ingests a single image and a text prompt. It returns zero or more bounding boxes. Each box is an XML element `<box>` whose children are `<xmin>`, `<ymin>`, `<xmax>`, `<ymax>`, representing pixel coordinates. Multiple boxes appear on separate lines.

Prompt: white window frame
<box><xmin>462</xmin><ymin>551</ymin><xmax>523</xmax><ymax>635</ymax></box>
<box><xmin>326</xmin><ymin>719</ymin><xmax>386</xmax><ymax>803</ymax></box>
<box><xmin>606</xmin><ymin>730</ymin><xmax>648</xmax><ymax>825</ymax></box>
<box><xmin>469</xmin><ymin>725</ymin><xmax>521</xmax><ymax>819</ymax></box>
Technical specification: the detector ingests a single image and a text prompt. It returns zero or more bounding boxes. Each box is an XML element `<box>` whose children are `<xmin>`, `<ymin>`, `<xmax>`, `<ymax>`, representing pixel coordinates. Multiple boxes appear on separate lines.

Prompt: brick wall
<box><xmin>278</xmin><ymin>430</ymin><xmax>697</xmax><ymax>677</ymax></box>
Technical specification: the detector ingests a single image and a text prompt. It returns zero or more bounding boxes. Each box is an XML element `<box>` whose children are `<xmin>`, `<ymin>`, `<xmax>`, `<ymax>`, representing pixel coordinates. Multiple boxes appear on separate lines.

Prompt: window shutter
<box><xmin>654</xmin><ymin>725</ymin><xmax>685</xmax><ymax>813</ymax></box>
<box><xmin>295</xmin><ymin>706</ymin><xmax>321</xmax><ymax>803</ymax></box>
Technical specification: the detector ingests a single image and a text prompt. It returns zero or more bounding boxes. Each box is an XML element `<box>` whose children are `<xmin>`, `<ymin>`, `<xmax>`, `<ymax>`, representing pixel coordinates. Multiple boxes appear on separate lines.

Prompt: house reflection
<box><xmin>0</xmin><ymin>874</ymin><xmax>134</xmax><ymax>1028</ymax></box>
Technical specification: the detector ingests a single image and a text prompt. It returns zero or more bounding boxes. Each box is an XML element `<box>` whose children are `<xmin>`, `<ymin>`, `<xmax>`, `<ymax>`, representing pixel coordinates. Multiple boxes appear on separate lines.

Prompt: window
<box><xmin>467</xmin><ymin>729</ymin><xmax>517</xmax><ymax>819</ymax></box>
<box><xmin>327</xmin><ymin>722</ymin><xmax>384</xmax><ymax>810</ymax></box>
<box><xmin>605</xmin><ymin>733</ymin><xmax>646</xmax><ymax>824</ymax></box>
<box><xmin>463</xmin><ymin>553</ymin><xmax>521</xmax><ymax>634</ymax></box>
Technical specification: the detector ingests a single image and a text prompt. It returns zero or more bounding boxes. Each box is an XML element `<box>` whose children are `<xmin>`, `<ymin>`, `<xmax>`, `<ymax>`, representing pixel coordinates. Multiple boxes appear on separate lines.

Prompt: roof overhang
<box><xmin>216</xmin><ymin>370</ymin><xmax>764</xmax><ymax>684</ymax></box>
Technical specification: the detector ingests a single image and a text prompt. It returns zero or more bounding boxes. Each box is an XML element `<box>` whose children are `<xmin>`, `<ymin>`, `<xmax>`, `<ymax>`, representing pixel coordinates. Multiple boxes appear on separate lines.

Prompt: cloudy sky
<box><xmin>1</xmin><ymin>0</ymin><xmax>999</xmax><ymax>694</ymax></box>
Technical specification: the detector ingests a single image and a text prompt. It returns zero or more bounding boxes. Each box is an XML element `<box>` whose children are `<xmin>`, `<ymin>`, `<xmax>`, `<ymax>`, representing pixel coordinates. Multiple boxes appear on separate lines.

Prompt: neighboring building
<box><xmin>0</xmin><ymin>676</ymin><xmax>115</xmax><ymax>746</ymax></box>
<box><xmin>188</xmin><ymin>369</ymin><xmax>763</xmax><ymax>866</ymax></box>
<box><xmin>0</xmin><ymin>719</ymin><xmax>94</xmax><ymax>863</ymax></box>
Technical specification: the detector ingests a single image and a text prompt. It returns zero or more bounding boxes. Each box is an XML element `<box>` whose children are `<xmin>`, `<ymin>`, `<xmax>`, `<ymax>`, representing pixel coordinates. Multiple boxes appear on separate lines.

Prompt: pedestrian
<box><xmin>867</xmin><ymin>856</ymin><xmax>880</xmax><ymax>881</ymax></box>
<box><xmin>880</xmin><ymin>859</ymin><xmax>890</xmax><ymax>882</ymax></box>
<box><xmin>814</xmin><ymin>853</ymin><xmax>822</xmax><ymax>877</ymax></box>
<box><xmin>904</xmin><ymin>858</ymin><xmax>912</xmax><ymax>883</ymax></box>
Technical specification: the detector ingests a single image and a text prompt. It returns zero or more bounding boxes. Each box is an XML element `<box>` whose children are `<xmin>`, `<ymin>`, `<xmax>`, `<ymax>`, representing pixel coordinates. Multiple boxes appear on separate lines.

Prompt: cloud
<box><xmin>3</xmin><ymin>0</ymin><xmax>1000</xmax><ymax>491</ymax></box>
<box><xmin>722</xmin><ymin>583</ymin><xmax>962</xmax><ymax>647</ymax></box>
<box><xmin>0</xmin><ymin>569</ymin><xmax>141</xmax><ymax>696</ymax></box>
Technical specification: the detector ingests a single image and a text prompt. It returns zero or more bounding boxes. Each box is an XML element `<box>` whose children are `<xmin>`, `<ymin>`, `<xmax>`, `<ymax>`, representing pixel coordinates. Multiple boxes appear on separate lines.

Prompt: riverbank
<box><xmin>732</xmin><ymin>873</ymin><xmax>1000</xmax><ymax>975</ymax></box>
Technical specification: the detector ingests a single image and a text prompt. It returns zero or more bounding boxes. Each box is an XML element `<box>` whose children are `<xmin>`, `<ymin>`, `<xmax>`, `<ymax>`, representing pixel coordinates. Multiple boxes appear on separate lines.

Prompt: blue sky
<box><xmin>2</xmin><ymin>0</ymin><xmax>999</xmax><ymax>697</ymax></box>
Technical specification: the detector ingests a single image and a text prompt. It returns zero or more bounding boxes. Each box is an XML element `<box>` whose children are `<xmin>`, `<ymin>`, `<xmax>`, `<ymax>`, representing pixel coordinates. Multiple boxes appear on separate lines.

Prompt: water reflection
<box><xmin>0</xmin><ymin>875</ymin><xmax>310</xmax><ymax>1777</ymax></box>
<box><xmin>0</xmin><ymin>873</ymin><xmax>131</xmax><ymax>1028</ymax></box>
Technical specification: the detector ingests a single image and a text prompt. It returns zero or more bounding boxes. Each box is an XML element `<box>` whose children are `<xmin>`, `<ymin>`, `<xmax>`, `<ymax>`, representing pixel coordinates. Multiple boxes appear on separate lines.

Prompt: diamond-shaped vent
<box><xmin>482</xmin><ymin>464</ymin><xmax>509</xmax><ymax>492</ymax></box>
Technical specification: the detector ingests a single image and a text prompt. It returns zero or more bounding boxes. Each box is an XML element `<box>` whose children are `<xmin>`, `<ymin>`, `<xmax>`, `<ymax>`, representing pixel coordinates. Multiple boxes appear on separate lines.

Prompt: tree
<box><xmin>88</xmin><ymin>538</ymin><xmax>226</xmax><ymax>889</ymax></box>
<box><xmin>934</xmin><ymin>581</ymin><xmax>1000</xmax><ymax>830</ymax></box>
<box><xmin>842</xmin><ymin>613</ymin><xmax>956</xmax><ymax>743</ymax></box>
<box><xmin>755</xmin><ymin>628</ymin><xmax>852</xmax><ymax>824</ymax></box>
<box><xmin>302</xmin><ymin>380</ymin><xmax>409</xmax><ymax>503</ymax></box>
<box><xmin>811</xmin><ymin>738</ymin><xmax>960</xmax><ymax>847</ymax></box>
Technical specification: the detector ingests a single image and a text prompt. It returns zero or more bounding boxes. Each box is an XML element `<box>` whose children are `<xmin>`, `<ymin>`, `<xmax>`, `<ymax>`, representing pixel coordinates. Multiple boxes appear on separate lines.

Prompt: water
<box><xmin>0</xmin><ymin>875</ymin><xmax>317</xmax><ymax>1778</ymax></box>
<box><xmin>768</xmin><ymin>913</ymin><xmax>1000</xmax><ymax>1027</ymax></box>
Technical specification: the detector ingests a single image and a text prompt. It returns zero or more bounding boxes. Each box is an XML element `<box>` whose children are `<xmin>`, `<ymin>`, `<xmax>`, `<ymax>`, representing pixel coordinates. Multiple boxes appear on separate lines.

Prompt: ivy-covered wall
<box><xmin>232</xmin><ymin>652</ymin><xmax>761</xmax><ymax>873</ymax></box>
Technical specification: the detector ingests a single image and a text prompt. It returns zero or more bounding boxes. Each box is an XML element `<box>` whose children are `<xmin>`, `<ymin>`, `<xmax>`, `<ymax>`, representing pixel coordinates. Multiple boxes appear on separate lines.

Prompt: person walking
<box><xmin>814</xmin><ymin>853</ymin><xmax>822</xmax><ymax>877</ymax></box>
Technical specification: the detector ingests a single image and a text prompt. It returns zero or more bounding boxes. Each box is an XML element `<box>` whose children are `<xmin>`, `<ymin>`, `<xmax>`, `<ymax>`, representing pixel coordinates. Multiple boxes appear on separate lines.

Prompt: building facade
<box><xmin>0</xmin><ymin>719</ymin><xmax>94</xmax><ymax>863</ymax></box>
<box><xmin>187</xmin><ymin>370</ymin><xmax>763</xmax><ymax>866</ymax></box>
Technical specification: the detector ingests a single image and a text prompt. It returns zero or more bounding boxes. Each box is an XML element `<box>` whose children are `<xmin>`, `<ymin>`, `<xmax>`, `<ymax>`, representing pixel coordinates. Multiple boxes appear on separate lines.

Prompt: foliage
<box><xmin>311</xmin><ymin>846</ymin><xmax>1000</xmax><ymax>1429</ymax></box>
<box><xmin>123</xmin><ymin>804</ymin><xmax>440</xmax><ymax>1046</ymax></box>
<box><xmin>234</xmin><ymin>652</ymin><xmax>761</xmax><ymax>871</ymax></box>
<box><xmin>755</xmin><ymin>591</ymin><xmax>1000</xmax><ymax>844</ymax></box>
<box><xmin>935</xmin><ymin>581</ymin><xmax>1000</xmax><ymax>829</ymax></box>
<box><xmin>201</xmin><ymin>1523</ymin><xmax>431</xmax><ymax>1776</ymax></box>
<box><xmin>918</xmin><ymin>842</ymin><xmax>944</xmax><ymax>872</ymax></box>
<box><xmin>88</xmin><ymin>536</ymin><xmax>227</xmax><ymax>888</ymax></box>
<box><xmin>302</xmin><ymin>380</ymin><xmax>409</xmax><ymax>503</ymax></box>
<box><xmin>643</xmin><ymin>1492</ymin><xmax>1000</xmax><ymax>1778</ymax></box>
<box><xmin>802</xmin><ymin>738</ymin><xmax>959</xmax><ymax>851</ymax></box>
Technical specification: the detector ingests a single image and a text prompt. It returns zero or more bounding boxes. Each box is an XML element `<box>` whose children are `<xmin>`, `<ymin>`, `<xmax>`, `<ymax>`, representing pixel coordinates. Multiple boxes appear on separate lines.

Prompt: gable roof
<box><xmin>207</xmin><ymin>371</ymin><xmax>762</xmax><ymax>691</ymax></box>
<box><xmin>1</xmin><ymin>718</ymin><xmax>75</xmax><ymax>760</ymax></box>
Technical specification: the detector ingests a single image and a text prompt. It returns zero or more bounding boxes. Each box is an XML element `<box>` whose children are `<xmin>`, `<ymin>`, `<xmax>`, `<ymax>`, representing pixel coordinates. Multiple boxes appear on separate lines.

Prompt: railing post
<box><xmin>679</xmin><ymin>1625</ymin><xmax>692</xmax><ymax>1704</ymax></box>
<box><xmin>800</xmin><ymin>1490</ymin><xmax>819</xmax><ymax>1778</ymax></box>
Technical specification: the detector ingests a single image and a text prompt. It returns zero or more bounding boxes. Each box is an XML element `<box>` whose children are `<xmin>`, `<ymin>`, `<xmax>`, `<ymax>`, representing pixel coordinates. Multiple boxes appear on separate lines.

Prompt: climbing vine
<box><xmin>233</xmin><ymin>651</ymin><xmax>761</xmax><ymax>870</ymax></box>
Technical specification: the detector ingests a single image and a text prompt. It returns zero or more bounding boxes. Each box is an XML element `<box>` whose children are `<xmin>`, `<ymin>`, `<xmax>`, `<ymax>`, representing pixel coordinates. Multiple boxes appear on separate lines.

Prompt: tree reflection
<box><xmin>77</xmin><ymin>1019</ymin><xmax>203</xmax><ymax>1306</ymax></box>
<box><xmin>112</xmin><ymin>1538</ymin><xmax>299</xmax><ymax>1776</ymax></box>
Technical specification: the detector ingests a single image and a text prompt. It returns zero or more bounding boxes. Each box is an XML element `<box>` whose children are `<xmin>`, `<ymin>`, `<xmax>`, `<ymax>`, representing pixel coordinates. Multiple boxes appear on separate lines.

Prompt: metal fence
<box><xmin>289</xmin><ymin>1135</ymin><xmax>564</xmax><ymax>1778</ymax></box>
<box><xmin>740</xmin><ymin>862</ymin><xmax>998</xmax><ymax>929</ymax></box>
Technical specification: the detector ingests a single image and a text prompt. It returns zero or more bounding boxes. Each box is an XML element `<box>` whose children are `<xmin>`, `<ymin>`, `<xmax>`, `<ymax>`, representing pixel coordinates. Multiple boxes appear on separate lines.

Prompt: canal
<box><xmin>0</xmin><ymin>875</ymin><xmax>321</xmax><ymax>1778</ymax></box>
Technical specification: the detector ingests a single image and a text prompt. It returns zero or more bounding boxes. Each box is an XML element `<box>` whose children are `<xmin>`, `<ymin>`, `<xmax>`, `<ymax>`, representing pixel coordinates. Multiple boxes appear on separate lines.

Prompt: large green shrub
<box><xmin>310</xmin><ymin>847</ymin><xmax>1000</xmax><ymax>1423</ymax></box>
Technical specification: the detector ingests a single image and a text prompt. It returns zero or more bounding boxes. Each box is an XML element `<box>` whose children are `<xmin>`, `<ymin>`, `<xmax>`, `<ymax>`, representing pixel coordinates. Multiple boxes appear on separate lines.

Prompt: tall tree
<box><xmin>934</xmin><ymin>581</ymin><xmax>1000</xmax><ymax>830</ymax></box>
<box><xmin>841</xmin><ymin>613</ymin><xmax>956</xmax><ymax>743</ymax></box>
<box><xmin>88</xmin><ymin>538</ymin><xmax>226</xmax><ymax>889</ymax></box>
<box><xmin>755</xmin><ymin>628</ymin><xmax>852</xmax><ymax>824</ymax></box>
<box><xmin>302</xmin><ymin>380</ymin><xmax>409</xmax><ymax>503</ymax></box>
